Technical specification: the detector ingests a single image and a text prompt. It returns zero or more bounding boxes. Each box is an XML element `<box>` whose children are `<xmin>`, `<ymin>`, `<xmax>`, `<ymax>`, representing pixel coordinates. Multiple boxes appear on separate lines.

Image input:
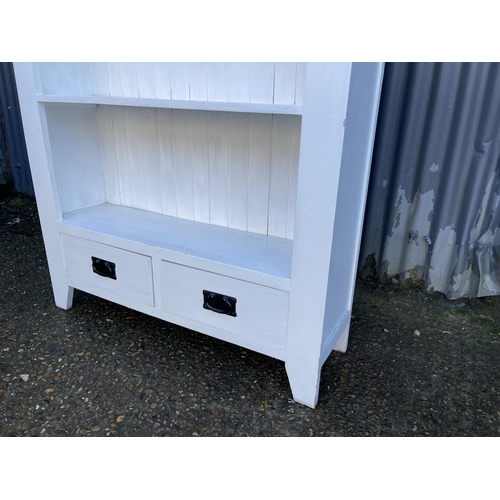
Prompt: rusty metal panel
<box><xmin>359</xmin><ymin>62</ymin><xmax>500</xmax><ymax>299</ymax></box>
<box><xmin>0</xmin><ymin>62</ymin><xmax>34</xmax><ymax>196</ymax></box>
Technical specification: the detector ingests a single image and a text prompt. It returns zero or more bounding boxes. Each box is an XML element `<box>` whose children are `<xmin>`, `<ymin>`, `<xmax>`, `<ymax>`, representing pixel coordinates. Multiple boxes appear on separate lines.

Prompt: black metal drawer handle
<box><xmin>203</xmin><ymin>290</ymin><xmax>237</xmax><ymax>317</ymax></box>
<box><xmin>91</xmin><ymin>257</ymin><xmax>116</xmax><ymax>280</ymax></box>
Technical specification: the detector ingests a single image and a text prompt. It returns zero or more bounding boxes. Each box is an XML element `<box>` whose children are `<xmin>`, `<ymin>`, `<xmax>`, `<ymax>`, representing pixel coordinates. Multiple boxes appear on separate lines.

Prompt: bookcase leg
<box><xmin>285</xmin><ymin>361</ymin><xmax>321</xmax><ymax>409</ymax></box>
<box><xmin>333</xmin><ymin>323</ymin><xmax>350</xmax><ymax>353</ymax></box>
<box><xmin>54</xmin><ymin>285</ymin><xmax>74</xmax><ymax>310</ymax></box>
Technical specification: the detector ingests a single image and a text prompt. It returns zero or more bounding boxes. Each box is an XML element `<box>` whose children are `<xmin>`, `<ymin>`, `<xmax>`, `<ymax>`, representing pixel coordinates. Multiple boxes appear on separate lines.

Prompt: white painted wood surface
<box><xmin>285</xmin><ymin>63</ymin><xmax>353</xmax><ymax>408</ymax></box>
<box><xmin>161</xmin><ymin>261</ymin><xmax>289</xmax><ymax>349</ymax></box>
<box><xmin>61</xmin><ymin>234</ymin><xmax>154</xmax><ymax>306</ymax></box>
<box><xmin>13</xmin><ymin>63</ymin><xmax>75</xmax><ymax>310</ymax></box>
<box><xmin>34</xmin><ymin>63</ymin><xmax>306</xmax><ymax>109</ymax></box>
<box><xmin>60</xmin><ymin>203</ymin><xmax>293</xmax><ymax>290</ymax></box>
<box><xmin>323</xmin><ymin>63</ymin><xmax>385</xmax><ymax>355</ymax></box>
<box><xmin>17</xmin><ymin>62</ymin><xmax>385</xmax><ymax>409</ymax></box>
<box><xmin>44</xmin><ymin>104</ymin><xmax>106</xmax><ymax>213</ymax></box>
<box><xmin>60</xmin><ymin>104</ymin><xmax>301</xmax><ymax>238</ymax></box>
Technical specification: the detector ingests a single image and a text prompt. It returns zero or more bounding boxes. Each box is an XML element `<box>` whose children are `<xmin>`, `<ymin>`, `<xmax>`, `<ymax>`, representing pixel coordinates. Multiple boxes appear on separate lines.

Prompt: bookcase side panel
<box><xmin>45</xmin><ymin>104</ymin><xmax>106</xmax><ymax>213</ymax></box>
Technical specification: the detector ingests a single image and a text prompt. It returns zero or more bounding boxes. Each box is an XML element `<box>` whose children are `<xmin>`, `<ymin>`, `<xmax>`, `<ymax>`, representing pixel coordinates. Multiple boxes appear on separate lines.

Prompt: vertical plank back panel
<box><xmin>228</xmin><ymin>63</ymin><xmax>251</xmax><ymax>103</ymax></box>
<box><xmin>274</xmin><ymin>63</ymin><xmax>297</xmax><ymax>105</ymax></box>
<box><xmin>119</xmin><ymin>63</ymin><xmax>139</xmax><ymax>98</ymax></box>
<box><xmin>268</xmin><ymin>114</ymin><xmax>294</xmax><ymax>238</ymax></box>
<box><xmin>295</xmin><ymin>63</ymin><xmax>306</xmax><ymax>105</ymax></box>
<box><xmin>96</xmin><ymin>105</ymin><xmax>120</xmax><ymax>205</ymax></box>
<box><xmin>153</xmin><ymin>63</ymin><xmax>171</xmax><ymax>99</ymax></box>
<box><xmin>140</xmin><ymin>108</ymin><xmax>162</xmax><ymax>214</ymax></box>
<box><xmin>250</xmin><ymin>63</ymin><xmax>274</xmax><ymax>103</ymax></box>
<box><xmin>92</xmin><ymin>63</ymin><xmax>110</xmax><ymax>97</ymax></box>
<box><xmin>169</xmin><ymin>63</ymin><xmax>190</xmax><ymax>100</ymax></box>
<box><xmin>111</xmin><ymin>106</ymin><xmax>131</xmax><ymax>206</ymax></box>
<box><xmin>286</xmin><ymin>117</ymin><xmax>301</xmax><ymax>239</ymax></box>
<box><xmin>207</xmin><ymin>63</ymin><xmax>228</xmax><ymax>102</ymax></box>
<box><xmin>247</xmin><ymin>113</ymin><xmax>272</xmax><ymax>235</ymax></box>
<box><xmin>227</xmin><ymin>113</ymin><xmax>250</xmax><ymax>231</ymax></box>
<box><xmin>208</xmin><ymin>111</ymin><xmax>228</xmax><ymax>226</ymax></box>
<box><xmin>124</xmin><ymin>107</ymin><xmax>146</xmax><ymax>209</ymax></box>
<box><xmin>94</xmin><ymin>106</ymin><xmax>299</xmax><ymax>239</ymax></box>
<box><xmin>107</xmin><ymin>63</ymin><xmax>123</xmax><ymax>98</ymax></box>
<box><xmin>188</xmin><ymin>63</ymin><xmax>208</xmax><ymax>101</ymax></box>
<box><xmin>172</xmin><ymin>109</ymin><xmax>194</xmax><ymax>220</ymax></box>
<box><xmin>136</xmin><ymin>63</ymin><xmax>156</xmax><ymax>99</ymax></box>
<box><xmin>191</xmin><ymin>110</ymin><xmax>210</xmax><ymax>223</ymax></box>
<box><xmin>37</xmin><ymin>63</ymin><xmax>93</xmax><ymax>95</ymax></box>
<box><xmin>157</xmin><ymin>108</ymin><xmax>177</xmax><ymax>216</ymax></box>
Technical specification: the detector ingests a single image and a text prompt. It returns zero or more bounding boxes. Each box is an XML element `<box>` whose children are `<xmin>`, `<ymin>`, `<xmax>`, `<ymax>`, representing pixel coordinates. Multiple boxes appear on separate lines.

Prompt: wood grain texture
<box><xmin>162</xmin><ymin>261</ymin><xmax>289</xmax><ymax>348</ymax></box>
<box><xmin>274</xmin><ymin>63</ymin><xmax>297</xmax><ymax>105</ymax></box>
<box><xmin>188</xmin><ymin>63</ymin><xmax>208</xmax><ymax>101</ymax></box>
<box><xmin>119</xmin><ymin>63</ymin><xmax>139</xmax><ymax>98</ymax></box>
<box><xmin>172</xmin><ymin>109</ymin><xmax>194</xmax><ymax>220</ymax></box>
<box><xmin>286</xmin><ymin>63</ymin><xmax>353</xmax><ymax>408</ymax></box>
<box><xmin>136</xmin><ymin>63</ymin><xmax>156</xmax><ymax>99</ymax></box>
<box><xmin>250</xmin><ymin>63</ymin><xmax>274</xmax><ymax>103</ymax></box>
<box><xmin>286</xmin><ymin>116</ymin><xmax>301</xmax><ymax>239</ymax></box>
<box><xmin>91</xmin><ymin>63</ymin><xmax>110</xmax><ymax>97</ymax></box>
<box><xmin>90</xmin><ymin>105</ymin><xmax>301</xmax><ymax>237</ymax></box>
<box><xmin>268</xmin><ymin>114</ymin><xmax>294</xmax><ymax>238</ymax></box>
<box><xmin>111</xmin><ymin>106</ymin><xmax>131</xmax><ymax>206</ymax></box>
<box><xmin>37</xmin><ymin>94</ymin><xmax>302</xmax><ymax>115</ymax></box>
<box><xmin>153</xmin><ymin>63</ymin><xmax>171</xmax><ymax>99</ymax></box>
<box><xmin>207</xmin><ymin>63</ymin><xmax>228</xmax><ymax>102</ymax></box>
<box><xmin>61</xmin><ymin>233</ymin><xmax>154</xmax><ymax>306</ymax></box>
<box><xmin>96</xmin><ymin>105</ymin><xmax>120</xmax><ymax>205</ymax></box>
<box><xmin>18</xmin><ymin>62</ymin><xmax>384</xmax><ymax>411</ymax></box>
<box><xmin>140</xmin><ymin>107</ymin><xmax>162</xmax><ymax>213</ymax></box>
<box><xmin>191</xmin><ymin>110</ymin><xmax>210</xmax><ymax>223</ymax></box>
<box><xmin>247</xmin><ymin>113</ymin><xmax>272</xmax><ymax>235</ymax></box>
<box><xmin>157</xmin><ymin>108</ymin><xmax>177</xmax><ymax>216</ymax></box>
<box><xmin>227</xmin><ymin>113</ymin><xmax>250</xmax><ymax>231</ymax></box>
<box><xmin>107</xmin><ymin>63</ymin><xmax>123</xmax><ymax>97</ymax></box>
<box><xmin>61</xmin><ymin>203</ymin><xmax>293</xmax><ymax>290</ymax></box>
<box><xmin>37</xmin><ymin>63</ymin><xmax>92</xmax><ymax>96</ymax></box>
<box><xmin>124</xmin><ymin>107</ymin><xmax>147</xmax><ymax>210</ymax></box>
<box><xmin>208</xmin><ymin>111</ymin><xmax>228</xmax><ymax>227</ymax></box>
<box><xmin>45</xmin><ymin>104</ymin><xmax>105</xmax><ymax>213</ymax></box>
<box><xmin>169</xmin><ymin>63</ymin><xmax>190</xmax><ymax>100</ymax></box>
<box><xmin>228</xmin><ymin>63</ymin><xmax>251</xmax><ymax>103</ymax></box>
<box><xmin>14</xmin><ymin>63</ymin><xmax>75</xmax><ymax>309</ymax></box>
<box><xmin>295</xmin><ymin>63</ymin><xmax>306</xmax><ymax>105</ymax></box>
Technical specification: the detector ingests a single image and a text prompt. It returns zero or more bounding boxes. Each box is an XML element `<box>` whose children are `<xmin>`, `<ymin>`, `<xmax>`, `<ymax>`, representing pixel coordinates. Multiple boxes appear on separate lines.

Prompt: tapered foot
<box><xmin>54</xmin><ymin>286</ymin><xmax>74</xmax><ymax>310</ymax></box>
<box><xmin>285</xmin><ymin>361</ymin><xmax>322</xmax><ymax>408</ymax></box>
<box><xmin>333</xmin><ymin>323</ymin><xmax>350</xmax><ymax>353</ymax></box>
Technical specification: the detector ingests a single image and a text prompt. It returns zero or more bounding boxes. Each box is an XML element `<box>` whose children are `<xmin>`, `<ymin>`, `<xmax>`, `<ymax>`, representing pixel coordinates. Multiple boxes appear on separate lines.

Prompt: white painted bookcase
<box><xmin>14</xmin><ymin>63</ymin><xmax>383</xmax><ymax>408</ymax></box>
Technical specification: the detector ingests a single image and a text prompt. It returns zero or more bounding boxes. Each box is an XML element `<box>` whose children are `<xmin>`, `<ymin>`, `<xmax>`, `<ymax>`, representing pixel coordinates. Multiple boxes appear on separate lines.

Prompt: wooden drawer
<box><xmin>161</xmin><ymin>261</ymin><xmax>289</xmax><ymax>349</ymax></box>
<box><xmin>61</xmin><ymin>234</ymin><xmax>154</xmax><ymax>306</ymax></box>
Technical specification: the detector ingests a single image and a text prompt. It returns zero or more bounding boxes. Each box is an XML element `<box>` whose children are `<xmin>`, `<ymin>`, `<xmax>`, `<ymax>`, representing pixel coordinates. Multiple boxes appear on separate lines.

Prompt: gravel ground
<box><xmin>1</xmin><ymin>193</ymin><xmax>499</xmax><ymax>437</ymax></box>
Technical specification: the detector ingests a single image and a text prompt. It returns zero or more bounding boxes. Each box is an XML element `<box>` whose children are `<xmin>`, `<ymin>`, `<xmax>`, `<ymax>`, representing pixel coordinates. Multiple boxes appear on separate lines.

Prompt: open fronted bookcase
<box><xmin>15</xmin><ymin>62</ymin><xmax>383</xmax><ymax>408</ymax></box>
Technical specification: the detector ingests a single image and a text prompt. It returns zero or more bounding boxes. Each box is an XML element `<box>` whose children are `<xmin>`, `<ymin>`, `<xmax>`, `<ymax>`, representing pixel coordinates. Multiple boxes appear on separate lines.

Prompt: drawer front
<box><xmin>61</xmin><ymin>234</ymin><xmax>154</xmax><ymax>306</ymax></box>
<box><xmin>161</xmin><ymin>261</ymin><xmax>288</xmax><ymax>349</ymax></box>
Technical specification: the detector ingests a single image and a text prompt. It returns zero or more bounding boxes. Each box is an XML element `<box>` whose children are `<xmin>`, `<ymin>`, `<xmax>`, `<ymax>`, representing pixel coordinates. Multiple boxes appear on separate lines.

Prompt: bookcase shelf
<box><xmin>15</xmin><ymin>62</ymin><xmax>384</xmax><ymax>408</ymax></box>
<box><xmin>38</xmin><ymin>94</ymin><xmax>302</xmax><ymax>115</ymax></box>
<box><xmin>60</xmin><ymin>203</ymin><xmax>293</xmax><ymax>291</ymax></box>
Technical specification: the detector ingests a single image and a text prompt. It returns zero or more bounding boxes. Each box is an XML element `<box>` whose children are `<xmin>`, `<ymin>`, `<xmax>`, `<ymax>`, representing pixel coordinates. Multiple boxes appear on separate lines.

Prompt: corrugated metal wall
<box><xmin>359</xmin><ymin>62</ymin><xmax>500</xmax><ymax>299</ymax></box>
<box><xmin>0</xmin><ymin>62</ymin><xmax>34</xmax><ymax>196</ymax></box>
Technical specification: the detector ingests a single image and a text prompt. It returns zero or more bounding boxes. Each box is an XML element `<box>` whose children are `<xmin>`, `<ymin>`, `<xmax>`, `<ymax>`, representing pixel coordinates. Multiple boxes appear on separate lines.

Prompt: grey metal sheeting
<box><xmin>359</xmin><ymin>62</ymin><xmax>500</xmax><ymax>299</ymax></box>
<box><xmin>0</xmin><ymin>62</ymin><xmax>34</xmax><ymax>196</ymax></box>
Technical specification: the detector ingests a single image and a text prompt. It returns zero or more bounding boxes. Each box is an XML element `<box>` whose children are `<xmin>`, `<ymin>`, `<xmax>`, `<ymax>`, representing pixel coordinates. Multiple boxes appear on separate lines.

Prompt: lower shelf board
<box><xmin>60</xmin><ymin>203</ymin><xmax>292</xmax><ymax>291</ymax></box>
